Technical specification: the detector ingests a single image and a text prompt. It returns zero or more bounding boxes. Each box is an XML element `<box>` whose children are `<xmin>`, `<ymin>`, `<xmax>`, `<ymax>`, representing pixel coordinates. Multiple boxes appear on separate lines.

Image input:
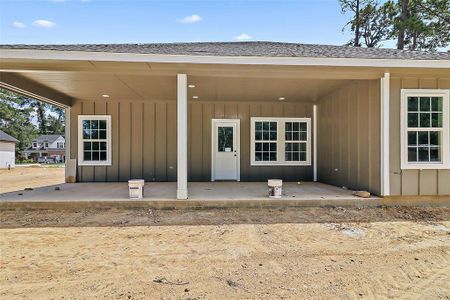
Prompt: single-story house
<box><xmin>0</xmin><ymin>130</ymin><xmax>19</xmax><ymax>169</ymax></box>
<box><xmin>0</xmin><ymin>42</ymin><xmax>449</xmax><ymax>200</ymax></box>
<box><xmin>22</xmin><ymin>134</ymin><xmax>66</xmax><ymax>163</ymax></box>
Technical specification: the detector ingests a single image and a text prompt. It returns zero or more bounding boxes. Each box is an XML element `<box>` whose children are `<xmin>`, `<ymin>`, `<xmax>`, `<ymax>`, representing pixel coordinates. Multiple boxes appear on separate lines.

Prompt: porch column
<box><xmin>380</xmin><ymin>72</ymin><xmax>390</xmax><ymax>196</ymax></box>
<box><xmin>177</xmin><ymin>74</ymin><xmax>188</xmax><ymax>199</ymax></box>
<box><xmin>65</xmin><ymin>107</ymin><xmax>71</xmax><ymax>163</ymax></box>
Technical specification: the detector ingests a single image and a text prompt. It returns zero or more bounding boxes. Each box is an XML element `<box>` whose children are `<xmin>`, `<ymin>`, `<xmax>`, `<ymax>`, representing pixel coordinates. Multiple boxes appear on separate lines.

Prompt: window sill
<box><xmin>78</xmin><ymin>161</ymin><xmax>112</xmax><ymax>167</ymax></box>
<box><xmin>401</xmin><ymin>163</ymin><xmax>450</xmax><ymax>170</ymax></box>
<box><xmin>251</xmin><ymin>162</ymin><xmax>312</xmax><ymax>167</ymax></box>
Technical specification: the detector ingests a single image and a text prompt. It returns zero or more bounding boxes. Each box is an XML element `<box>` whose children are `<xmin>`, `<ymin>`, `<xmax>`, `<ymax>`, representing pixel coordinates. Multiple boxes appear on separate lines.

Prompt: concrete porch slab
<box><xmin>0</xmin><ymin>182</ymin><xmax>382</xmax><ymax>209</ymax></box>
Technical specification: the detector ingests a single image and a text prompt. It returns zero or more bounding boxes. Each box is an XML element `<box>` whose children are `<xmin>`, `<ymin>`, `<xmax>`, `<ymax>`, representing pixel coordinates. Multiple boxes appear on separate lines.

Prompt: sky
<box><xmin>0</xmin><ymin>0</ymin><xmax>360</xmax><ymax>46</ymax></box>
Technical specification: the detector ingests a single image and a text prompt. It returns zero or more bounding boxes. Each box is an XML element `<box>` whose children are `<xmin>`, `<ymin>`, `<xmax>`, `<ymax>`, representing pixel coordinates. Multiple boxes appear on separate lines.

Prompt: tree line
<box><xmin>340</xmin><ymin>0</ymin><xmax>450</xmax><ymax>51</ymax></box>
<box><xmin>0</xmin><ymin>88</ymin><xmax>65</xmax><ymax>153</ymax></box>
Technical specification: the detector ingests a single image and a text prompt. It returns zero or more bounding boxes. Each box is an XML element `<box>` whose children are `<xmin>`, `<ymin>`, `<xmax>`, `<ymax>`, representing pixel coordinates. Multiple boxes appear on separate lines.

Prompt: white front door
<box><xmin>212</xmin><ymin>119</ymin><xmax>240</xmax><ymax>181</ymax></box>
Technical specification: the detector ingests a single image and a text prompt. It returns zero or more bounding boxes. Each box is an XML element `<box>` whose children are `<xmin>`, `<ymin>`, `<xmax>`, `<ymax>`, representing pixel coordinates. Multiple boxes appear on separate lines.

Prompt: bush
<box><xmin>16</xmin><ymin>158</ymin><xmax>35</xmax><ymax>164</ymax></box>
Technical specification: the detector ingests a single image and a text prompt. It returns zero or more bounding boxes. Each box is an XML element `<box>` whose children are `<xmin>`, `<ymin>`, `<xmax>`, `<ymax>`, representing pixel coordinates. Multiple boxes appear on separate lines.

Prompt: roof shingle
<box><xmin>0</xmin><ymin>130</ymin><xmax>19</xmax><ymax>143</ymax></box>
<box><xmin>1</xmin><ymin>41</ymin><xmax>449</xmax><ymax>60</ymax></box>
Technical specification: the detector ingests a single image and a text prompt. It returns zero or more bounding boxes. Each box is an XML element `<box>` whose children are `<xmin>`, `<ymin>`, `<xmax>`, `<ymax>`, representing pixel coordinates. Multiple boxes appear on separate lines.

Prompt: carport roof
<box><xmin>0</xmin><ymin>130</ymin><xmax>19</xmax><ymax>143</ymax></box>
<box><xmin>1</xmin><ymin>41</ymin><xmax>450</xmax><ymax>60</ymax></box>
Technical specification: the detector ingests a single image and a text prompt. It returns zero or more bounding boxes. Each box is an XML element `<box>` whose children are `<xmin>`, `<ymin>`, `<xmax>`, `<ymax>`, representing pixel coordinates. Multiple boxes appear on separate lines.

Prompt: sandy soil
<box><xmin>1</xmin><ymin>207</ymin><xmax>449</xmax><ymax>299</ymax></box>
<box><xmin>0</xmin><ymin>166</ymin><xmax>65</xmax><ymax>194</ymax></box>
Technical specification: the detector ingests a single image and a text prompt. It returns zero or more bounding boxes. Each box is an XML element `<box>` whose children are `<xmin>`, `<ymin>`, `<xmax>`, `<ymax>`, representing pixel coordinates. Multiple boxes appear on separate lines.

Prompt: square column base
<box><xmin>177</xmin><ymin>188</ymin><xmax>188</xmax><ymax>200</ymax></box>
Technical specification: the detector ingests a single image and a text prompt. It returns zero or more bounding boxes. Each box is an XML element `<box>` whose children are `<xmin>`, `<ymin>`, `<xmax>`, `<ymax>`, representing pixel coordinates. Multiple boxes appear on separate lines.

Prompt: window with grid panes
<box><xmin>251</xmin><ymin>118</ymin><xmax>311</xmax><ymax>166</ymax></box>
<box><xmin>78</xmin><ymin>116</ymin><xmax>111</xmax><ymax>166</ymax></box>
<box><xmin>401</xmin><ymin>90</ymin><xmax>449</xmax><ymax>169</ymax></box>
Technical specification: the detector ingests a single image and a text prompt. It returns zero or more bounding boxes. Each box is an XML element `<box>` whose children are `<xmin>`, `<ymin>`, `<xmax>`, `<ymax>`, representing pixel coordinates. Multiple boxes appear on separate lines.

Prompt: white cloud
<box><xmin>12</xmin><ymin>21</ymin><xmax>26</xmax><ymax>29</ymax></box>
<box><xmin>235</xmin><ymin>33</ymin><xmax>252</xmax><ymax>41</ymax></box>
<box><xmin>178</xmin><ymin>14</ymin><xmax>202</xmax><ymax>24</ymax></box>
<box><xmin>32</xmin><ymin>19</ymin><xmax>56</xmax><ymax>28</ymax></box>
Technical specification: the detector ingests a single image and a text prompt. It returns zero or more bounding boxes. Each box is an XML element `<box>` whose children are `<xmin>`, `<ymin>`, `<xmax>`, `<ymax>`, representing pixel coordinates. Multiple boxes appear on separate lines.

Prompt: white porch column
<box><xmin>380</xmin><ymin>72</ymin><xmax>390</xmax><ymax>196</ymax></box>
<box><xmin>177</xmin><ymin>74</ymin><xmax>188</xmax><ymax>199</ymax></box>
<box><xmin>313</xmin><ymin>104</ymin><xmax>318</xmax><ymax>182</ymax></box>
<box><xmin>65</xmin><ymin>107</ymin><xmax>71</xmax><ymax>162</ymax></box>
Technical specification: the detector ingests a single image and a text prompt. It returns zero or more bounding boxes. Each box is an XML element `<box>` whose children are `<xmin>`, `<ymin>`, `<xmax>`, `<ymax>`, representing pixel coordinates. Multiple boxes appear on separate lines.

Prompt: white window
<box><xmin>401</xmin><ymin>89</ymin><xmax>450</xmax><ymax>169</ymax></box>
<box><xmin>44</xmin><ymin>142</ymin><xmax>49</xmax><ymax>148</ymax></box>
<box><xmin>251</xmin><ymin>117</ymin><xmax>311</xmax><ymax>166</ymax></box>
<box><xmin>78</xmin><ymin>115</ymin><xmax>112</xmax><ymax>166</ymax></box>
<box><xmin>57</xmin><ymin>142</ymin><xmax>64</xmax><ymax>149</ymax></box>
<box><xmin>32</xmin><ymin>142</ymin><xmax>37</xmax><ymax>148</ymax></box>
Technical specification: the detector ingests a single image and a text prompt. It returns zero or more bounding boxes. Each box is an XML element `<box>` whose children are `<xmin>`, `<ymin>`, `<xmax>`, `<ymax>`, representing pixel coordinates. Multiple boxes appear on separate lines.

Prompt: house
<box><xmin>22</xmin><ymin>134</ymin><xmax>66</xmax><ymax>163</ymax></box>
<box><xmin>0</xmin><ymin>130</ymin><xmax>18</xmax><ymax>169</ymax></box>
<box><xmin>0</xmin><ymin>42</ymin><xmax>449</xmax><ymax>201</ymax></box>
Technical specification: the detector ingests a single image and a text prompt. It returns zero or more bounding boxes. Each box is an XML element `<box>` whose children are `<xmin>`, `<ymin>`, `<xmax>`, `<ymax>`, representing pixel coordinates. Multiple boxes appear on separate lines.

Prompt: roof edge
<box><xmin>1</xmin><ymin>48</ymin><xmax>450</xmax><ymax>69</ymax></box>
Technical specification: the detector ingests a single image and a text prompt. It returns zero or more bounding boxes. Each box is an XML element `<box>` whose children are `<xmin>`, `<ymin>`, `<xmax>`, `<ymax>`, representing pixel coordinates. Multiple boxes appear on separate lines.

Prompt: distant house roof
<box><xmin>0</xmin><ymin>130</ymin><xmax>19</xmax><ymax>143</ymax></box>
<box><xmin>1</xmin><ymin>41</ymin><xmax>449</xmax><ymax>61</ymax></box>
<box><xmin>33</xmin><ymin>134</ymin><xmax>64</xmax><ymax>144</ymax></box>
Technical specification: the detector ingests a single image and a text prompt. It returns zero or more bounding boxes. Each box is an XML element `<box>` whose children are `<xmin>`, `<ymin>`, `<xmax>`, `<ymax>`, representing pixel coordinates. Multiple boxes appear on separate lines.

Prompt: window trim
<box><xmin>77</xmin><ymin>115</ymin><xmax>112</xmax><ymax>166</ymax></box>
<box><xmin>250</xmin><ymin>117</ymin><xmax>311</xmax><ymax>166</ymax></box>
<box><xmin>400</xmin><ymin>89</ymin><xmax>450</xmax><ymax>170</ymax></box>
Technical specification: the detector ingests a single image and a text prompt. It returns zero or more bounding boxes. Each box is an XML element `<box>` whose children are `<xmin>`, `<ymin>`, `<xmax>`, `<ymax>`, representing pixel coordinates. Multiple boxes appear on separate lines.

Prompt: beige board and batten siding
<box><xmin>71</xmin><ymin>99</ymin><xmax>314</xmax><ymax>182</ymax></box>
<box><xmin>317</xmin><ymin>80</ymin><xmax>381</xmax><ymax>195</ymax></box>
<box><xmin>390</xmin><ymin>76</ymin><xmax>450</xmax><ymax>196</ymax></box>
<box><xmin>71</xmin><ymin>99</ymin><xmax>177</xmax><ymax>182</ymax></box>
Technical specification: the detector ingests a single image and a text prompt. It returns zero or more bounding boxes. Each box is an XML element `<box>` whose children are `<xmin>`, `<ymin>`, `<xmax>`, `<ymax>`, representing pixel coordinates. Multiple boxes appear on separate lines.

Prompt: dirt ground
<box><xmin>1</xmin><ymin>206</ymin><xmax>449</xmax><ymax>299</ymax></box>
<box><xmin>0</xmin><ymin>166</ymin><xmax>65</xmax><ymax>194</ymax></box>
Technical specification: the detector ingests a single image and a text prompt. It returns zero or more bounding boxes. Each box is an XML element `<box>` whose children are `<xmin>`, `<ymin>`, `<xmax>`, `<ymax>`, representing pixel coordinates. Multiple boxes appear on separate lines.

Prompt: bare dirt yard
<box><xmin>1</xmin><ymin>167</ymin><xmax>449</xmax><ymax>298</ymax></box>
<box><xmin>1</xmin><ymin>206</ymin><xmax>449</xmax><ymax>299</ymax></box>
<box><xmin>0</xmin><ymin>166</ymin><xmax>64</xmax><ymax>194</ymax></box>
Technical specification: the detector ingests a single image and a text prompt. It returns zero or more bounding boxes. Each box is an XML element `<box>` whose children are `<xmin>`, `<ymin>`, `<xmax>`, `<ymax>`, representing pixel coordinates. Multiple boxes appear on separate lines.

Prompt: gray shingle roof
<box><xmin>1</xmin><ymin>41</ymin><xmax>449</xmax><ymax>60</ymax></box>
<box><xmin>33</xmin><ymin>134</ymin><xmax>64</xmax><ymax>144</ymax></box>
<box><xmin>0</xmin><ymin>130</ymin><xmax>19</xmax><ymax>143</ymax></box>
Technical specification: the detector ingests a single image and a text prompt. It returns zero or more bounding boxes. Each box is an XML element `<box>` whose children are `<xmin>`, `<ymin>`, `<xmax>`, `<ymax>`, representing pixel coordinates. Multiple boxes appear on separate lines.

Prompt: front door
<box><xmin>212</xmin><ymin>119</ymin><xmax>240</xmax><ymax>181</ymax></box>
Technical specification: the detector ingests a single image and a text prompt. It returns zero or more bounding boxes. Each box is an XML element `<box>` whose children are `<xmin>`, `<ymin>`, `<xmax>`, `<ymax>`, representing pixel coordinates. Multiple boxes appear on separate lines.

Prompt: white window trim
<box><xmin>400</xmin><ymin>89</ymin><xmax>450</xmax><ymax>170</ymax></box>
<box><xmin>77</xmin><ymin>115</ymin><xmax>112</xmax><ymax>166</ymax></box>
<box><xmin>250</xmin><ymin>117</ymin><xmax>311</xmax><ymax>166</ymax></box>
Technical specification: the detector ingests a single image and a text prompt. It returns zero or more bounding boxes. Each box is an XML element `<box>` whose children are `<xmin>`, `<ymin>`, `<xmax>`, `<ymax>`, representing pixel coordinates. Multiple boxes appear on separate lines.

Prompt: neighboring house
<box><xmin>22</xmin><ymin>134</ymin><xmax>66</xmax><ymax>163</ymax></box>
<box><xmin>0</xmin><ymin>42</ymin><xmax>449</xmax><ymax>200</ymax></box>
<box><xmin>0</xmin><ymin>130</ymin><xmax>18</xmax><ymax>169</ymax></box>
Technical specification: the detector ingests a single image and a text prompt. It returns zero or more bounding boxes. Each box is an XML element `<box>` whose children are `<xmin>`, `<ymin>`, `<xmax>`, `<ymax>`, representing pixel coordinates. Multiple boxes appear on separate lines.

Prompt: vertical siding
<box><xmin>187</xmin><ymin>101</ymin><xmax>315</xmax><ymax>182</ymax></box>
<box><xmin>73</xmin><ymin>100</ymin><xmax>174</xmax><ymax>182</ymax></box>
<box><xmin>390</xmin><ymin>76</ymin><xmax>450</xmax><ymax>196</ymax></box>
<box><xmin>73</xmin><ymin>99</ymin><xmax>315</xmax><ymax>182</ymax></box>
<box><xmin>317</xmin><ymin>80</ymin><xmax>381</xmax><ymax>195</ymax></box>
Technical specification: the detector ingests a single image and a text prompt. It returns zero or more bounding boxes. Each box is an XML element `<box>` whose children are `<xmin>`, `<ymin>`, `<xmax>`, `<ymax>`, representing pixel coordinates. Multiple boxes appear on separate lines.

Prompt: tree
<box><xmin>0</xmin><ymin>89</ymin><xmax>39</xmax><ymax>153</ymax></box>
<box><xmin>340</xmin><ymin>0</ymin><xmax>450</xmax><ymax>51</ymax></box>
<box><xmin>360</xmin><ymin>1</ymin><xmax>396</xmax><ymax>47</ymax></box>
<box><xmin>20</xmin><ymin>97</ymin><xmax>49</xmax><ymax>134</ymax></box>
<box><xmin>0</xmin><ymin>88</ymin><xmax>66</xmax><ymax>154</ymax></box>
<box><xmin>46</xmin><ymin>110</ymin><xmax>65</xmax><ymax>134</ymax></box>
<box><xmin>340</xmin><ymin>0</ymin><xmax>371</xmax><ymax>46</ymax></box>
<box><xmin>394</xmin><ymin>0</ymin><xmax>450</xmax><ymax>50</ymax></box>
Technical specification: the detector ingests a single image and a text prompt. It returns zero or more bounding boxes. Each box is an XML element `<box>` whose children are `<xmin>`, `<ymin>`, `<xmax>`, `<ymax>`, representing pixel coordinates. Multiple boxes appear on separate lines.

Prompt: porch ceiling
<box><xmin>0</xmin><ymin>59</ymin><xmax>385</xmax><ymax>104</ymax></box>
<box><xmin>5</xmin><ymin>71</ymin><xmax>352</xmax><ymax>102</ymax></box>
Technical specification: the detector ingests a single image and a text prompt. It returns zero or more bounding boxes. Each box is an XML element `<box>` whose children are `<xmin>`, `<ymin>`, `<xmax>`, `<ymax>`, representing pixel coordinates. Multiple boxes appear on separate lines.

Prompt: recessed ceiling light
<box><xmin>188</xmin><ymin>84</ymin><xmax>196</xmax><ymax>88</ymax></box>
<box><xmin>192</xmin><ymin>96</ymin><xmax>199</xmax><ymax>99</ymax></box>
<box><xmin>102</xmin><ymin>94</ymin><xmax>110</xmax><ymax>98</ymax></box>
<box><xmin>278</xmin><ymin>97</ymin><xmax>286</xmax><ymax>101</ymax></box>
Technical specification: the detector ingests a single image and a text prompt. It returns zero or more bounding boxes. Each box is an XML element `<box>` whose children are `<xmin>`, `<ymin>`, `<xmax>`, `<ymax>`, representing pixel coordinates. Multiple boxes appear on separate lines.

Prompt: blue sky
<box><xmin>0</xmin><ymin>0</ymin><xmax>360</xmax><ymax>45</ymax></box>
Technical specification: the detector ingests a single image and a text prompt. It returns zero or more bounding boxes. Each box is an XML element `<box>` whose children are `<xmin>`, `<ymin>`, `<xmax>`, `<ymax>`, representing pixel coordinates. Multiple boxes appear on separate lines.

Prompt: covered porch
<box><xmin>0</xmin><ymin>181</ymin><xmax>381</xmax><ymax>209</ymax></box>
<box><xmin>0</xmin><ymin>49</ymin><xmax>388</xmax><ymax>201</ymax></box>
